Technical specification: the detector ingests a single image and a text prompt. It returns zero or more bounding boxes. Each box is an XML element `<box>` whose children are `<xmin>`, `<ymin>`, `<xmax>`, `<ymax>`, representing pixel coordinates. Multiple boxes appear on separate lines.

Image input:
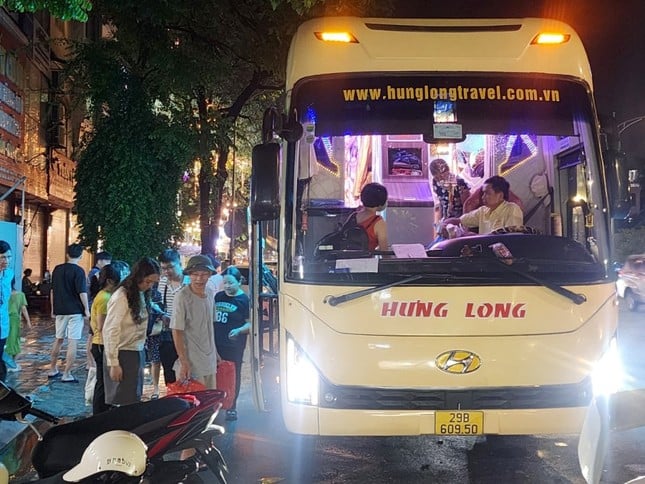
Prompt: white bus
<box><xmin>249</xmin><ymin>17</ymin><xmax>620</xmax><ymax>437</ymax></box>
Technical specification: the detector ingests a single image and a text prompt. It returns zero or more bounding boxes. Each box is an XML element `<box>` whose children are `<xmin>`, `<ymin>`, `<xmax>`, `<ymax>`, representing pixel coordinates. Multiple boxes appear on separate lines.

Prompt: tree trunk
<box><xmin>196</xmin><ymin>89</ymin><xmax>217</xmax><ymax>256</ymax></box>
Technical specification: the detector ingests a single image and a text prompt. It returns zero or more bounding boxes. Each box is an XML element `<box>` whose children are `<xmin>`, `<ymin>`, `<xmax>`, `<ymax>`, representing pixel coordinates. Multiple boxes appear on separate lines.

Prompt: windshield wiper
<box><xmin>458</xmin><ymin>242</ymin><xmax>587</xmax><ymax>305</ymax></box>
<box><xmin>324</xmin><ymin>274</ymin><xmax>423</xmax><ymax>307</ymax></box>
<box><xmin>490</xmin><ymin>258</ymin><xmax>587</xmax><ymax>305</ymax></box>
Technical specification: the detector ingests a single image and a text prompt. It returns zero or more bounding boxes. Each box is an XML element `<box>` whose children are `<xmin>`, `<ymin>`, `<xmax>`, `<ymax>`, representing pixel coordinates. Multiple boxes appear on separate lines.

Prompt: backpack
<box><xmin>314</xmin><ymin>212</ymin><xmax>378</xmax><ymax>257</ymax></box>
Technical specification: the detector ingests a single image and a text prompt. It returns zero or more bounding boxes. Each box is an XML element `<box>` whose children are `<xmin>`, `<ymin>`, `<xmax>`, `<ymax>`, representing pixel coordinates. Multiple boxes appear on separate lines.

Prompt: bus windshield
<box><xmin>284</xmin><ymin>73</ymin><xmax>610</xmax><ymax>285</ymax></box>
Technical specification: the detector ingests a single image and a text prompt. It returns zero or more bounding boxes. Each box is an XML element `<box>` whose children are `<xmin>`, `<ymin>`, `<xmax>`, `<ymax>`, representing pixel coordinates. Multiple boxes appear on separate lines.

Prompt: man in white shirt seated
<box><xmin>439</xmin><ymin>175</ymin><xmax>523</xmax><ymax>237</ymax></box>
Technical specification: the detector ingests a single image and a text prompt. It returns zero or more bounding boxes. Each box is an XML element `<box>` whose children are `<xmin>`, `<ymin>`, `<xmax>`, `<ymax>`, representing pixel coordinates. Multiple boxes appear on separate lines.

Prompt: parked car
<box><xmin>616</xmin><ymin>254</ymin><xmax>645</xmax><ymax>311</ymax></box>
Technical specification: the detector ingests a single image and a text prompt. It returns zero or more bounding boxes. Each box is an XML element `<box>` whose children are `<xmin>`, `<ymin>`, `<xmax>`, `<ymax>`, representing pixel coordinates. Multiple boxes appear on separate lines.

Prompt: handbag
<box><xmin>84</xmin><ymin>366</ymin><xmax>97</xmax><ymax>405</ymax></box>
<box><xmin>166</xmin><ymin>378</ymin><xmax>208</xmax><ymax>395</ymax></box>
<box><xmin>216</xmin><ymin>360</ymin><xmax>236</xmax><ymax>410</ymax></box>
<box><xmin>148</xmin><ymin>319</ymin><xmax>164</xmax><ymax>337</ymax></box>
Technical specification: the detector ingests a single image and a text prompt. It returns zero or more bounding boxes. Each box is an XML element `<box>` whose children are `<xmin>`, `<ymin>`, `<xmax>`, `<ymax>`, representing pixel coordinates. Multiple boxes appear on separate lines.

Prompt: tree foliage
<box><xmin>0</xmin><ymin>0</ymin><xmax>92</xmax><ymax>21</ymax></box>
<box><xmin>70</xmin><ymin>37</ymin><xmax>193</xmax><ymax>263</ymax></box>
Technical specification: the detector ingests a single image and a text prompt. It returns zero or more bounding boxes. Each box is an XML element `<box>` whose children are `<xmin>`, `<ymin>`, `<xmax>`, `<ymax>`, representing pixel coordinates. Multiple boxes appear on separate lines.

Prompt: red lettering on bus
<box><xmin>512</xmin><ymin>303</ymin><xmax>526</xmax><ymax>318</ymax></box>
<box><xmin>381</xmin><ymin>301</ymin><xmax>449</xmax><ymax>318</ymax></box>
<box><xmin>434</xmin><ymin>302</ymin><xmax>448</xmax><ymax>318</ymax></box>
<box><xmin>415</xmin><ymin>301</ymin><xmax>433</xmax><ymax>317</ymax></box>
<box><xmin>381</xmin><ymin>301</ymin><xmax>398</xmax><ymax>316</ymax></box>
<box><xmin>465</xmin><ymin>302</ymin><xmax>527</xmax><ymax>318</ymax></box>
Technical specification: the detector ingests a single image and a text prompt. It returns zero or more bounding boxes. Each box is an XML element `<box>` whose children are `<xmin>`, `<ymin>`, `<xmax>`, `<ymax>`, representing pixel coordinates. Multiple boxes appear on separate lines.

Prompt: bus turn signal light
<box><xmin>531</xmin><ymin>32</ymin><xmax>571</xmax><ymax>45</ymax></box>
<box><xmin>314</xmin><ymin>31</ymin><xmax>358</xmax><ymax>43</ymax></box>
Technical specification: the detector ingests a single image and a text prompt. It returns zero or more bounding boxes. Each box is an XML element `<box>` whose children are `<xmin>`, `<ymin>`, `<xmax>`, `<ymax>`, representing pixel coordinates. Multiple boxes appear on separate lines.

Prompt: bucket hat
<box><xmin>183</xmin><ymin>255</ymin><xmax>217</xmax><ymax>275</ymax></box>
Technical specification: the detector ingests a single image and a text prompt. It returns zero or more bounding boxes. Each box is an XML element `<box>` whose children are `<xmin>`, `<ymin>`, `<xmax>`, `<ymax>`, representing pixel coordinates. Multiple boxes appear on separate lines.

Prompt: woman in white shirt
<box><xmin>103</xmin><ymin>257</ymin><xmax>160</xmax><ymax>406</ymax></box>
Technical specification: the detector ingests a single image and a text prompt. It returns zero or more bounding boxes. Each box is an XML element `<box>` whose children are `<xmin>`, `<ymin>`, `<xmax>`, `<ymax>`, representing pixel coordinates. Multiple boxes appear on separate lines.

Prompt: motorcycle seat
<box><xmin>32</xmin><ymin>397</ymin><xmax>192</xmax><ymax>478</ymax></box>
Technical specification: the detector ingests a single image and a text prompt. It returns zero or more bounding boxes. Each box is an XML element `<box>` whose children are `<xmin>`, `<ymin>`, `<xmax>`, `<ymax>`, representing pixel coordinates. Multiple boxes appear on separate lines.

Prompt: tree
<box><xmin>0</xmin><ymin>0</ymin><xmax>92</xmax><ymax>21</ymax></box>
<box><xmin>69</xmin><ymin>29</ymin><xmax>193</xmax><ymax>263</ymax></box>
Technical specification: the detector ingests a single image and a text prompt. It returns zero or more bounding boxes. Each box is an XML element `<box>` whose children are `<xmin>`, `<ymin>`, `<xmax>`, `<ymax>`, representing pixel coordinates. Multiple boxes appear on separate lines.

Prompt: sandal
<box><xmin>225</xmin><ymin>409</ymin><xmax>238</xmax><ymax>421</ymax></box>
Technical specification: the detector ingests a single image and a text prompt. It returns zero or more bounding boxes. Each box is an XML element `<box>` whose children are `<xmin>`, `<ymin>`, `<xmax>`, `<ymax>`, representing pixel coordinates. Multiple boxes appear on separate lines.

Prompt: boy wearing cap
<box><xmin>170</xmin><ymin>255</ymin><xmax>219</xmax><ymax>388</ymax></box>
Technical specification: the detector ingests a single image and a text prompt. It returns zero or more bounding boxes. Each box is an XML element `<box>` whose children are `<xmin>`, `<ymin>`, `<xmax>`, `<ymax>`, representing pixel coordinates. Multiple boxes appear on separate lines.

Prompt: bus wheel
<box><xmin>625</xmin><ymin>290</ymin><xmax>639</xmax><ymax>312</ymax></box>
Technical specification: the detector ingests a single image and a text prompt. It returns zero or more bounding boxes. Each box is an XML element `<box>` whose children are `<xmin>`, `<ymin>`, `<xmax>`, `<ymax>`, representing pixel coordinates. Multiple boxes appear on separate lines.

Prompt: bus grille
<box><xmin>319</xmin><ymin>377</ymin><xmax>592</xmax><ymax>410</ymax></box>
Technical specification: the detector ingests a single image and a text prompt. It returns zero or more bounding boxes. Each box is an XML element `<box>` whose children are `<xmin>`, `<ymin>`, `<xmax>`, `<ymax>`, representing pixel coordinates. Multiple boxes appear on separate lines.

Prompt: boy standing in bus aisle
<box><xmin>214</xmin><ymin>266</ymin><xmax>250</xmax><ymax>421</ymax></box>
<box><xmin>429</xmin><ymin>158</ymin><xmax>471</xmax><ymax>234</ymax></box>
<box><xmin>156</xmin><ymin>249</ymin><xmax>190</xmax><ymax>388</ymax></box>
<box><xmin>356</xmin><ymin>182</ymin><xmax>389</xmax><ymax>251</ymax></box>
<box><xmin>4</xmin><ymin>278</ymin><xmax>32</xmax><ymax>371</ymax></box>
<box><xmin>439</xmin><ymin>175</ymin><xmax>523</xmax><ymax>237</ymax></box>
<box><xmin>170</xmin><ymin>255</ymin><xmax>219</xmax><ymax>389</ymax></box>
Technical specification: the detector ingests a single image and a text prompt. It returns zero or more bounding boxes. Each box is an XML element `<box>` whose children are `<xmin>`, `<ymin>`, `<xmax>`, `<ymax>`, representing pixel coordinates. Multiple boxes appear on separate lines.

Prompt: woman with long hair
<box><xmin>103</xmin><ymin>257</ymin><xmax>160</xmax><ymax>406</ymax></box>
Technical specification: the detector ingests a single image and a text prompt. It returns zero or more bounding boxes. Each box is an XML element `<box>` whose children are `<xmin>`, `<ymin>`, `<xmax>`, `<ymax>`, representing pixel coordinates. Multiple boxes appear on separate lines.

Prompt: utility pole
<box><xmin>616</xmin><ymin>114</ymin><xmax>645</xmax><ymax>220</ymax></box>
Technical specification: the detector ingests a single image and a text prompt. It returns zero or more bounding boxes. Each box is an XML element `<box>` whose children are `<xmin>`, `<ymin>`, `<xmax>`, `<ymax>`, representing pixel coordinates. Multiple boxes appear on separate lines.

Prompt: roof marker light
<box><xmin>531</xmin><ymin>32</ymin><xmax>571</xmax><ymax>45</ymax></box>
<box><xmin>314</xmin><ymin>31</ymin><xmax>358</xmax><ymax>43</ymax></box>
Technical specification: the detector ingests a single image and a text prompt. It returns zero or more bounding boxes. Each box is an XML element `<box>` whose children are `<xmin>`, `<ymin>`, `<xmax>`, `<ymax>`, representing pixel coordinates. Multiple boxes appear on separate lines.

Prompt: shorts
<box><xmin>55</xmin><ymin>314</ymin><xmax>84</xmax><ymax>340</ymax></box>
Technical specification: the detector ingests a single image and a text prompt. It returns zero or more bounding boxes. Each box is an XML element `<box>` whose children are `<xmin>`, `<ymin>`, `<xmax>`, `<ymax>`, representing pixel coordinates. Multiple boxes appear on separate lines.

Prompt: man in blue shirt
<box><xmin>0</xmin><ymin>240</ymin><xmax>14</xmax><ymax>382</ymax></box>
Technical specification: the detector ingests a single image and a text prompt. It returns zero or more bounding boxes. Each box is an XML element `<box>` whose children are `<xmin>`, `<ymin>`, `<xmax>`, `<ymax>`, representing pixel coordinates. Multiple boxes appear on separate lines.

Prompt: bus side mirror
<box><xmin>251</xmin><ymin>143</ymin><xmax>280</xmax><ymax>222</ymax></box>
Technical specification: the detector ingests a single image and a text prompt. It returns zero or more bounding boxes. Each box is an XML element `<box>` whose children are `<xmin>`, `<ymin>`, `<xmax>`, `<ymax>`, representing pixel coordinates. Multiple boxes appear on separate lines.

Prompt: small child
<box><xmin>4</xmin><ymin>278</ymin><xmax>32</xmax><ymax>371</ymax></box>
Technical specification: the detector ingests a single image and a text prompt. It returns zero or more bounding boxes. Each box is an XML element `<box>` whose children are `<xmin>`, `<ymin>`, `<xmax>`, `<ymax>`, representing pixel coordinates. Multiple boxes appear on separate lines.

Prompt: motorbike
<box><xmin>0</xmin><ymin>381</ymin><xmax>228</xmax><ymax>483</ymax></box>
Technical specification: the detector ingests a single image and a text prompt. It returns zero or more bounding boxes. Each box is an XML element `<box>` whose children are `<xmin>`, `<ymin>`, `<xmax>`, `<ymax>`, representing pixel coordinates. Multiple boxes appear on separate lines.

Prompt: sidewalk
<box><xmin>0</xmin><ymin>313</ymin><xmax>166</xmax><ymax>480</ymax></box>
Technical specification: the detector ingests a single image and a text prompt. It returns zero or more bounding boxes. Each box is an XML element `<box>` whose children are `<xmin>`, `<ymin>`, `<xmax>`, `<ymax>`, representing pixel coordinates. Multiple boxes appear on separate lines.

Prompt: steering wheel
<box><xmin>490</xmin><ymin>225</ymin><xmax>540</xmax><ymax>235</ymax></box>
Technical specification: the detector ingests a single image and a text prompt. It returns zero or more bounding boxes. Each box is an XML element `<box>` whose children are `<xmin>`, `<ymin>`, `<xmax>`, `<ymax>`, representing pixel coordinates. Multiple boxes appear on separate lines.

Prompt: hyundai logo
<box><xmin>435</xmin><ymin>350</ymin><xmax>482</xmax><ymax>374</ymax></box>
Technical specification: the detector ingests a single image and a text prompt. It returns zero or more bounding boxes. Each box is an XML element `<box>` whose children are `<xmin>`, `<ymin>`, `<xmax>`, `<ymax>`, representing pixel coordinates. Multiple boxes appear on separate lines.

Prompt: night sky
<box><xmin>388</xmin><ymin>0</ymin><xmax>645</xmax><ymax>161</ymax></box>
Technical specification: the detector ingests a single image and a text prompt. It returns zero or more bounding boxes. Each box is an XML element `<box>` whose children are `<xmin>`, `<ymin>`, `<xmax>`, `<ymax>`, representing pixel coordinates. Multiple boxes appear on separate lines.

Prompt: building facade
<box><xmin>0</xmin><ymin>9</ymin><xmax>98</xmax><ymax>280</ymax></box>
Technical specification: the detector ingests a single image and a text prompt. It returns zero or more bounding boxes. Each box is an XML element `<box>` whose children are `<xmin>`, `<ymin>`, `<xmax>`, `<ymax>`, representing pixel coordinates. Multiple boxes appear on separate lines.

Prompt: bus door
<box><xmin>249</xmin><ymin>143</ymin><xmax>282</xmax><ymax>413</ymax></box>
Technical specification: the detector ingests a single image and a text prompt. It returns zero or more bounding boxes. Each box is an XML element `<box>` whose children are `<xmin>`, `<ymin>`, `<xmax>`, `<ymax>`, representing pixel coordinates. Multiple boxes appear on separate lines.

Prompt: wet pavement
<box><xmin>0</xmin><ymin>312</ymin><xmax>168</xmax><ymax>481</ymax></box>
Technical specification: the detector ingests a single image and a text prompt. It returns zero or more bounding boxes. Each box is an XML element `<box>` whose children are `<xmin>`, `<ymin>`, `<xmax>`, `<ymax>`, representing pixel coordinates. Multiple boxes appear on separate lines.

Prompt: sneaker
<box><xmin>225</xmin><ymin>409</ymin><xmax>238</xmax><ymax>421</ymax></box>
<box><xmin>7</xmin><ymin>364</ymin><xmax>21</xmax><ymax>372</ymax></box>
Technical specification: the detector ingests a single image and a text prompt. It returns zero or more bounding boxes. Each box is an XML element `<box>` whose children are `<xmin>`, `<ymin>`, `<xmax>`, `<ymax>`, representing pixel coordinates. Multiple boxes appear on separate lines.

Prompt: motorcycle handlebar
<box><xmin>28</xmin><ymin>407</ymin><xmax>59</xmax><ymax>424</ymax></box>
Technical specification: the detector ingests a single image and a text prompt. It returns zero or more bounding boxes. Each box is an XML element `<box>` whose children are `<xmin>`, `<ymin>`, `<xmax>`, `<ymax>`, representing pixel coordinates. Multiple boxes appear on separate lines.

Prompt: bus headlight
<box><xmin>591</xmin><ymin>337</ymin><xmax>623</xmax><ymax>397</ymax></box>
<box><xmin>286</xmin><ymin>336</ymin><xmax>319</xmax><ymax>405</ymax></box>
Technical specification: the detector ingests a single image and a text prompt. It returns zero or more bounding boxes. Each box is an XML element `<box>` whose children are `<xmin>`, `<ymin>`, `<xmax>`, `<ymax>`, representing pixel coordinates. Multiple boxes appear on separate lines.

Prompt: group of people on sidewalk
<box><xmin>38</xmin><ymin>244</ymin><xmax>250</xmax><ymax>422</ymax></box>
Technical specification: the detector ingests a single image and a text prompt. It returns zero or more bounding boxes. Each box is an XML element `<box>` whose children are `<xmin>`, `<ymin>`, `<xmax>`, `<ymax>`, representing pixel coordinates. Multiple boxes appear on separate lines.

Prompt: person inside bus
<box><xmin>429</xmin><ymin>158</ymin><xmax>471</xmax><ymax>227</ymax></box>
<box><xmin>356</xmin><ymin>182</ymin><xmax>389</xmax><ymax>250</ymax></box>
<box><xmin>438</xmin><ymin>175</ymin><xmax>523</xmax><ymax>237</ymax></box>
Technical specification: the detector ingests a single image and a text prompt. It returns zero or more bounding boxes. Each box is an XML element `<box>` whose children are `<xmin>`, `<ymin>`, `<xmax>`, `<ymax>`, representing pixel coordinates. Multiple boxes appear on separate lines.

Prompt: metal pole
<box><xmin>229</xmin><ymin>127</ymin><xmax>236</xmax><ymax>265</ymax></box>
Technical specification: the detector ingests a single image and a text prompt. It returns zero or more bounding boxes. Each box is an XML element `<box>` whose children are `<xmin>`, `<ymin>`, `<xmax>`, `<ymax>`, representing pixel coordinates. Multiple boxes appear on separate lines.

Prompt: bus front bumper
<box><xmin>282</xmin><ymin>404</ymin><xmax>586</xmax><ymax>436</ymax></box>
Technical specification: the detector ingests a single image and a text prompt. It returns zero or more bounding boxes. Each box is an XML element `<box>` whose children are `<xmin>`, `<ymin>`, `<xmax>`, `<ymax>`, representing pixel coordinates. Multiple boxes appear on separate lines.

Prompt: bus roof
<box><xmin>286</xmin><ymin>17</ymin><xmax>592</xmax><ymax>90</ymax></box>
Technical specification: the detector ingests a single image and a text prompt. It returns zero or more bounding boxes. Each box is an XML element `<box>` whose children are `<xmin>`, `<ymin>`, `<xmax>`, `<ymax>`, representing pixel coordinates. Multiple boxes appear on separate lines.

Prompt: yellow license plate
<box><xmin>435</xmin><ymin>411</ymin><xmax>483</xmax><ymax>435</ymax></box>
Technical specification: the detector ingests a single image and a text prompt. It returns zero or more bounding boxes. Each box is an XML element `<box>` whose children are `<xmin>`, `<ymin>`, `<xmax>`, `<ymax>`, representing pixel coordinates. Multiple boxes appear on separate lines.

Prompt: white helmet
<box><xmin>63</xmin><ymin>430</ymin><xmax>147</xmax><ymax>482</ymax></box>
